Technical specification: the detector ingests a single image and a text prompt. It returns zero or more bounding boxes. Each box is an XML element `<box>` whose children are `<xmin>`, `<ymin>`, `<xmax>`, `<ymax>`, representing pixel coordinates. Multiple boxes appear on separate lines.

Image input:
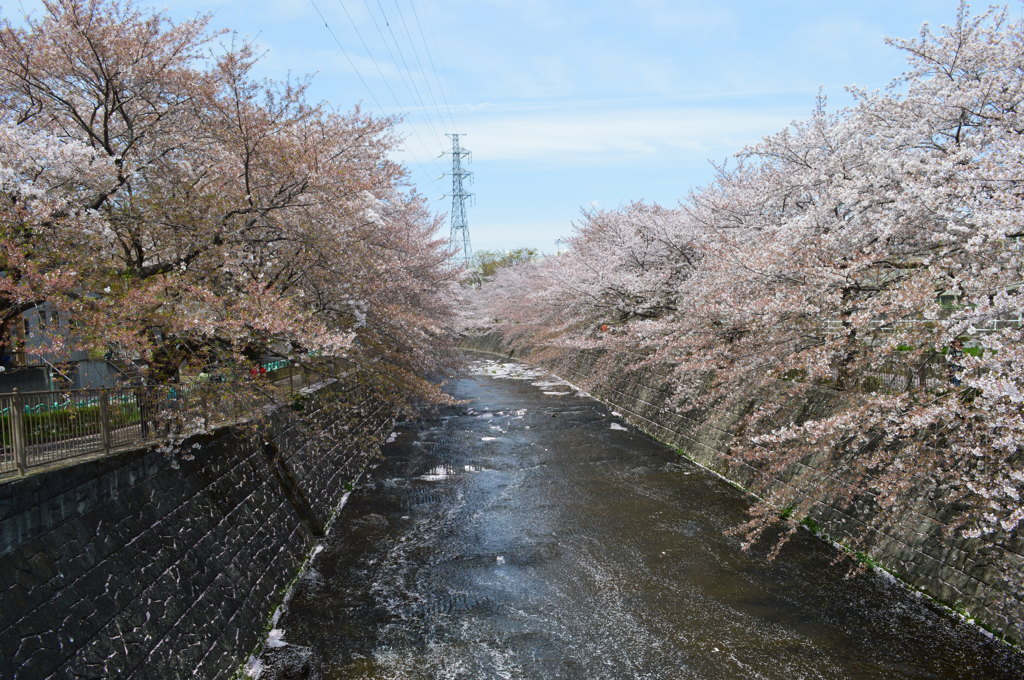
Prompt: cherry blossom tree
<box><xmin>0</xmin><ymin>0</ymin><xmax>457</xmax><ymax>408</ymax></box>
<box><xmin>471</xmin><ymin>3</ymin><xmax>1024</xmax><ymax>550</ymax></box>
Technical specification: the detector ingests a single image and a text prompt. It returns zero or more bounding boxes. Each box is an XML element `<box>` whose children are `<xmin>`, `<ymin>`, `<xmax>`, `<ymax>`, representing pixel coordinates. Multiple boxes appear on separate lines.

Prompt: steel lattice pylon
<box><xmin>445</xmin><ymin>133</ymin><xmax>473</xmax><ymax>266</ymax></box>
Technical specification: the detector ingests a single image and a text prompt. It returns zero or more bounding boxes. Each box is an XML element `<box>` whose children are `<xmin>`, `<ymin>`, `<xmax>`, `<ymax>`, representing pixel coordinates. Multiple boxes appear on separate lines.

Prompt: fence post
<box><xmin>10</xmin><ymin>388</ymin><xmax>26</xmax><ymax>475</ymax></box>
<box><xmin>138</xmin><ymin>386</ymin><xmax>150</xmax><ymax>438</ymax></box>
<box><xmin>99</xmin><ymin>389</ymin><xmax>112</xmax><ymax>452</ymax></box>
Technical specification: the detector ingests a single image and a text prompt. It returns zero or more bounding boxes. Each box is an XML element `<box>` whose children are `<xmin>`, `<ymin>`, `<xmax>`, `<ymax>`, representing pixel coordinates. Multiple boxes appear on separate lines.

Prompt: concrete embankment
<box><xmin>460</xmin><ymin>332</ymin><xmax>1024</xmax><ymax>647</ymax></box>
<box><xmin>0</xmin><ymin>380</ymin><xmax>392</xmax><ymax>680</ymax></box>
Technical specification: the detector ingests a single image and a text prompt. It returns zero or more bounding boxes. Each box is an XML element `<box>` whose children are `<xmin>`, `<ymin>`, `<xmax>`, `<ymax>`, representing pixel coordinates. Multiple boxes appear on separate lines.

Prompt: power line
<box><xmin>374</xmin><ymin>0</ymin><xmax>444</xmax><ymax>144</ymax></box>
<box><xmin>308</xmin><ymin>0</ymin><xmax>386</xmax><ymax>114</ymax></box>
<box><xmin>312</xmin><ymin>0</ymin><xmax>445</xmax><ymax>194</ymax></box>
<box><xmin>406</xmin><ymin>0</ymin><xmax>458</xmax><ymax>132</ymax></box>
<box><xmin>360</xmin><ymin>0</ymin><xmax>446</xmax><ymax>150</ymax></box>
<box><xmin>390</xmin><ymin>0</ymin><xmax>452</xmax><ymax>134</ymax></box>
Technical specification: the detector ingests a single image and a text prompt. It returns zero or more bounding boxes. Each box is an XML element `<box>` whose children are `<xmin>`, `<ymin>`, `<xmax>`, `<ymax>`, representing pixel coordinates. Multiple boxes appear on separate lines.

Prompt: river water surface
<box><xmin>254</xmin><ymin>354</ymin><xmax>1023</xmax><ymax>679</ymax></box>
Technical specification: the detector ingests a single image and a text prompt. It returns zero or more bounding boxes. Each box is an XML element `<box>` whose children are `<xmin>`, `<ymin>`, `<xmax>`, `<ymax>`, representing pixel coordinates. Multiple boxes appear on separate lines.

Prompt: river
<box><xmin>252</xmin><ymin>354</ymin><xmax>1023</xmax><ymax>679</ymax></box>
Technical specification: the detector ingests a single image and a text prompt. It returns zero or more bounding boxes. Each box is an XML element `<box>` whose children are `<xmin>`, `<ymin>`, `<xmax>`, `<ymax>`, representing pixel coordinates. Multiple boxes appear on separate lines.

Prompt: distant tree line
<box><xmin>466</xmin><ymin>248</ymin><xmax>539</xmax><ymax>283</ymax></box>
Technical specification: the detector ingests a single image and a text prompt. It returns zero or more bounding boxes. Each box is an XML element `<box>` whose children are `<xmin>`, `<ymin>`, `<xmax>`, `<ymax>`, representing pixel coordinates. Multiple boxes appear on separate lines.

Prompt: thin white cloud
<box><xmin>394</xmin><ymin>106</ymin><xmax>798</xmax><ymax>164</ymax></box>
<box><xmin>421</xmin><ymin>88</ymin><xmax>814</xmax><ymax>115</ymax></box>
<box><xmin>629</xmin><ymin>0</ymin><xmax>736</xmax><ymax>35</ymax></box>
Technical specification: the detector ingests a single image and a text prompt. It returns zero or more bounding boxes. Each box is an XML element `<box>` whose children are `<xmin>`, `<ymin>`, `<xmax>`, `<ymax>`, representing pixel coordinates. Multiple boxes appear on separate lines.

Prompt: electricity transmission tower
<box><xmin>445</xmin><ymin>133</ymin><xmax>473</xmax><ymax>266</ymax></box>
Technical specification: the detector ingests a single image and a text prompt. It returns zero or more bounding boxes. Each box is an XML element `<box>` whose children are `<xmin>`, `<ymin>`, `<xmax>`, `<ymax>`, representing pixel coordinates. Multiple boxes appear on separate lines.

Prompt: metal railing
<box><xmin>849</xmin><ymin>355</ymin><xmax>956</xmax><ymax>393</ymax></box>
<box><xmin>0</xmin><ymin>386</ymin><xmax>151</xmax><ymax>474</ymax></box>
<box><xmin>0</xmin><ymin>363</ymin><xmax>322</xmax><ymax>477</ymax></box>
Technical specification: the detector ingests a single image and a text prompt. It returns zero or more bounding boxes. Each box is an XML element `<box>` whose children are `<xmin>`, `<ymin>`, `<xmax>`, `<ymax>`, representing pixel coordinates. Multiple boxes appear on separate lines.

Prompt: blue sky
<box><xmin>9</xmin><ymin>0</ymin><xmax>1013</xmax><ymax>253</ymax></box>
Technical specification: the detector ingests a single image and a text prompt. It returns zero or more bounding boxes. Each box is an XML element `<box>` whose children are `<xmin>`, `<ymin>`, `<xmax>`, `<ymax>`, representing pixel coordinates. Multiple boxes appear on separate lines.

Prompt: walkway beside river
<box><xmin>252</xmin><ymin>354</ymin><xmax>1023</xmax><ymax>679</ymax></box>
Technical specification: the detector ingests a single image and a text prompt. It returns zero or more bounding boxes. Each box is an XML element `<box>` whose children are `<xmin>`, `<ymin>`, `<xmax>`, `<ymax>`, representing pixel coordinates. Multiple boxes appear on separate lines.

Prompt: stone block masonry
<box><xmin>461</xmin><ymin>333</ymin><xmax>1024</xmax><ymax>647</ymax></box>
<box><xmin>0</xmin><ymin>380</ymin><xmax>393</xmax><ymax>680</ymax></box>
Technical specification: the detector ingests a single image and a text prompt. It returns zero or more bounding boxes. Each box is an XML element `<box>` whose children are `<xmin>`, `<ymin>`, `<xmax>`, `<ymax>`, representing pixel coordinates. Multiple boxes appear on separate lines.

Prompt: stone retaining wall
<box><xmin>462</xmin><ymin>333</ymin><xmax>1024</xmax><ymax>645</ymax></box>
<box><xmin>0</xmin><ymin>380</ymin><xmax>392</xmax><ymax>680</ymax></box>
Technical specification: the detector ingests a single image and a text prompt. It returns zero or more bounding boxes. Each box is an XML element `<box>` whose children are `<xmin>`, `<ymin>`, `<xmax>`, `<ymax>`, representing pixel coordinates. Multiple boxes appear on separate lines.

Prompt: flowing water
<box><xmin>253</xmin><ymin>354</ymin><xmax>1024</xmax><ymax>679</ymax></box>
